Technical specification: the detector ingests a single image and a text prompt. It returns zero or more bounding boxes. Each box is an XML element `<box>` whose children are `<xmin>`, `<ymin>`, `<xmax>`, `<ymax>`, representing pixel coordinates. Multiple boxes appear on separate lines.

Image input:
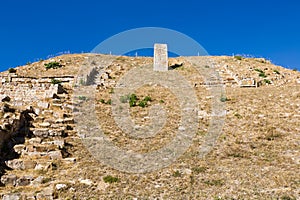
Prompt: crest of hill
<box><xmin>1</xmin><ymin>54</ymin><xmax>299</xmax><ymax>87</ymax></box>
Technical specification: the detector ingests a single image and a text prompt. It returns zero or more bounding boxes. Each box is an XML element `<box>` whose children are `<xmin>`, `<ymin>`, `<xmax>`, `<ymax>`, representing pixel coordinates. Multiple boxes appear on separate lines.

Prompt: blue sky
<box><xmin>0</xmin><ymin>0</ymin><xmax>299</xmax><ymax>71</ymax></box>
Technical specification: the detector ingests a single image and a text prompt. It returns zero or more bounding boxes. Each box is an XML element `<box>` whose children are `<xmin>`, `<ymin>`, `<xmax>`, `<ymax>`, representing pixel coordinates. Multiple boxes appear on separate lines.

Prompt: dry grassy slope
<box><xmin>0</xmin><ymin>54</ymin><xmax>299</xmax><ymax>199</ymax></box>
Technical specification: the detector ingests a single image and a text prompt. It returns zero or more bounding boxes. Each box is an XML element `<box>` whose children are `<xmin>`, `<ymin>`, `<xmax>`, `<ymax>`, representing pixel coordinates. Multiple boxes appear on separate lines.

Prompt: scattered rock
<box><xmin>1</xmin><ymin>174</ymin><xmax>17</xmax><ymax>186</ymax></box>
<box><xmin>56</xmin><ymin>183</ymin><xmax>67</xmax><ymax>190</ymax></box>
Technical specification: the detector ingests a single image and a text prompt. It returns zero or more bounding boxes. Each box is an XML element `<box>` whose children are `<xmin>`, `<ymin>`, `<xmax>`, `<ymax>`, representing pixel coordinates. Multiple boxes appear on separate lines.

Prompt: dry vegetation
<box><xmin>0</xmin><ymin>54</ymin><xmax>299</xmax><ymax>199</ymax></box>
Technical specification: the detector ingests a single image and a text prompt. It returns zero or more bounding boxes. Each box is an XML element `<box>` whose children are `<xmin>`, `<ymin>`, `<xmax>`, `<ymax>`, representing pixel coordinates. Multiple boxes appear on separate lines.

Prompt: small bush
<box><xmin>234</xmin><ymin>55</ymin><xmax>243</xmax><ymax>60</ymax></box>
<box><xmin>8</xmin><ymin>68</ymin><xmax>17</xmax><ymax>73</ymax></box>
<box><xmin>103</xmin><ymin>175</ymin><xmax>119</xmax><ymax>183</ymax></box>
<box><xmin>254</xmin><ymin>68</ymin><xmax>264</xmax><ymax>73</ymax></box>
<box><xmin>173</xmin><ymin>170</ymin><xmax>182</xmax><ymax>177</ymax></box>
<box><xmin>259</xmin><ymin>72</ymin><xmax>267</xmax><ymax>78</ymax></box>
<box><xmin>45</xmin><ymin>62</ymin><xmax>62</xmax><ymax>69</ymax></box>
<box><xmin>143</xmin><ymin>96</ymin><xmax>151</xmax><ymax>102</ymax></box>
<box><xmin>204</xmin><ymin>179</ymin><xmax>224</xmax><ymax>186</ymax></box>
<box><xmin>106</xmin><ymin>99</ymin><xmax>112</xmax><ymax>105</ymax></box>
<box><xmin>273</xmin><ymin>69</ymin><xmax>280</xmax><ymax>74</ymax></box>
<box><xmin>264</xmin><ymin>79</ymin><xmax>271</xmax><ymax>84</ymax></box>
<box><xmin>129</xmin><ymin>94</ymin><xmax>138</xmax><ymax>107</ymax></box>
<box><xmin>78</xmin><ymin>96</ymin><xmax>87</xmax><ymax>101</ymax></box>
<box><xmin>220</xmin><ymin>97</ymin><xmax>229</xmax><ymax>102</ymax></box>
<box><xmin>99</xmin><ymin>99</ymin><xmax>111</xmax><ymax>105</ymax></box>
<box><xmin>51</xmin><ymin>79</ymin><xmax>62</xmax><ymax>84</ymax></box>
<box><xmin>138</xmin><ymin>101</ymin><xmax>147</xmax><ymax>108</ymax></box>
<box><xmin>99</xmin><ymin>99</ymin><xmax>105</xmax><ymax>103</ymax></box>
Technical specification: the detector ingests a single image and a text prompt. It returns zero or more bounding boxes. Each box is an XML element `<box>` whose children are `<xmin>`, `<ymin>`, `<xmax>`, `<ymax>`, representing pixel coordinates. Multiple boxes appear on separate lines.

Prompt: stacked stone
<box><xmin>0</xmin><ymin>74</ymin><xmax>76</xmax><ymax>199</ymax></box>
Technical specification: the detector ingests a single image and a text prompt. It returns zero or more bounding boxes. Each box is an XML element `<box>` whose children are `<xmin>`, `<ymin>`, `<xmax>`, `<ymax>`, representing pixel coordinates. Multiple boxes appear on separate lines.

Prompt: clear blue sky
<box><xmin>1</xmin><ymin>0</ymin><xmax>299</xmax><ymax>71</ymax></box>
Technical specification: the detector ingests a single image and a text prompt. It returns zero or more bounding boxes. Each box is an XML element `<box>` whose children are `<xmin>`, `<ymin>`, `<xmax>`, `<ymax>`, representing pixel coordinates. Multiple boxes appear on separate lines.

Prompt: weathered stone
<box><xmin>5</xmin><ymin>159</ymin><xmax>37</xmax><ymax>170</ymax></box>
<box><xmin>80</xmin><ymin>179</ymin><xmax>93</xmax><ymax>186</ymax></box>
<box><xmin>154</xmin><ymin>43</ymin><xmax>168</xmax><ymax>71</ymax></box>
<box><xmin>42</xmin><ymin>140</ymin><xmax>64</xmax><ymax>148</ymax></box>
<box><xmin>34</xmin><ymin>162</ymin><xmax>52</xmax><ymax>171</ymax></box>
<box><xmin>1</xmin><ymin>96</ymin><xmax>11</xmax><ymax>102</ymax></box>
<box><xmin>56</xmin><ymin>183</ymin><xmax>67</xmax><ymax>190</ymax></box>
<box><xmin>63</xmin><ymin>118</ymin><xmax>74</xmax><ymax>124</ymax></box>
<box><xmin>15</xmin><ymin>176</ymin><xmax>33</xmax><ymax>186</ymax></box>
<box><xmin>28</xmin><ymin>137</ymin><xmax>42</xmax><ymax>144</ymax></box>
<box><xmin>36</xmin><ymin>187</ymin><xmax>54</xmax><ymax>200</ymax></box>
<box><xmin>39</xmin><ymin>122</ymin><xmax>51</xmax><ymax>127</ymax></box>
<box><xmin>13</xmin><ymin>144</ymin><xmax>25</xmax><ymax>154</ymax></box>
<box><xmin>37</xmin><ymin>101</ymin><xmax>49</xmax><ymax>109</ymax></box>
<box><xmin>22</xmin><ymin>160</ymin><xmax>37</xmax><ymax>170</ymax></box>
<box><xmin>33</xmin><ymin>128</ymin><xmax>49</xmax><ymax>137</ymax></box>
<box><xmin>62</xmin><ymin>157</ymin><xmax>76</xmax><ymax>164</ymax></box>
<box><xmin>2</xmin><ymin>194</ymin><xmax>20</xmax><ymax>200</ymax></box>
<box><xmin>31</xmin><ymin>176</ymin><xmax>44</xmax><ymax>186</ymax></box>
<box><xmin>5</xmin><ymin>159</ymin><xmax>23</xmax><ymax>170</ymax></box>
<box><xmin>48</xmin><ymin>151</ymin><xmax>63</xmax><ymax>160</ymax></box>
<box><xmin>1</xmin><ymin>174</ymin><xmax>17</xmax><ymax>186</ymax></box>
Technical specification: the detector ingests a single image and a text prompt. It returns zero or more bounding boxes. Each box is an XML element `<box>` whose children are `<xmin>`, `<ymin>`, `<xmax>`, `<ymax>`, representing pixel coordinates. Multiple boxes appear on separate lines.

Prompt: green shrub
<box><xmin>259</xmin><ymin>72</ymin><xmax>267</xmax><ymax>78</ymax></box>
<box><xmin>129</xmin><ymin>94</ymin><xmax>138</xmax><ymax>107</ymax></box>
<box><xmin>254</xmin><ymin>68</ymin><xmax>264</xmax><ymax>73</ymax></box>
<box><xmin>273</xmin><ymin>69</ymin><xmax>280</xmax><ymax>74</ymax></box>
<box><xmin>78</xmin><ymin>96</ymin><xmax>87</xmax><ymax>101</ymax></box>
<box><xmin>173</xmin><ymin>170</ymin><xmax>182</xmax><ymax>177</ymax></box>
<box><xmin>234</xmin><ymin>55</ymin><xmax>243</xmax><ymax>60</ymax></box>
<box><xmin>51</xmin><ymin>79</ymin><xmax>62</xmax><ymax>84</ymax></box>
<box><xmin>8</xmin><ymin>68</ymin><xmax>17</xmax><ymax>73</ymax></box>
<box><xmin>138</xmin><ymin>101</ymin><xmax>147</xmax><ymax>108</ymax></box>
<box><xmin>103</xmin><ymin>175</ymin><xmax>119</xmax><ymax>183</ymax></box>
<box><xmin>99</xmin><ymin>99</ymin><xmax>111</xmax><ymax>105</ymax></box>
<box><xmin>143</xmin><ymin>96</ymin><xmax>151</xmax><ymax>102</ymax></box>
<box><xmin>220</xmin><ymin>97</ymin><xmax>229</xmax><ymax>102</ymax></box>
<box><xmin>264</xmin><ymin>79</ymin><xmax>271</xmax><ymax>84</ymax></box>
<box><xmin>106</xmin><ymin>99</ymin><xmax>112</xmax><ymax>105</ymax></box>
<box><xmin>45</xmin><ymin>62</ymin><xmax>62</xmax><ymax>69</ymax></box>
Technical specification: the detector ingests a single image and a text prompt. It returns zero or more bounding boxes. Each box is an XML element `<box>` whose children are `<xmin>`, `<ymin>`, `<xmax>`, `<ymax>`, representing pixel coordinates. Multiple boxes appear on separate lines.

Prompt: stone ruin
<box><xmin>153</xmin><ymin>43</ymin><xmax>168</xmax><ymax>71</ymax></box>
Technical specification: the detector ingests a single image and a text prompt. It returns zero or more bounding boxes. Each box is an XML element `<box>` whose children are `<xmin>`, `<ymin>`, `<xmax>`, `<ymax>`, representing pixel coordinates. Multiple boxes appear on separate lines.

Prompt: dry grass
<box><xmin>0</xmin><ymin>54</ymin><xmax>299</xmax><ymax>199</ymax></box>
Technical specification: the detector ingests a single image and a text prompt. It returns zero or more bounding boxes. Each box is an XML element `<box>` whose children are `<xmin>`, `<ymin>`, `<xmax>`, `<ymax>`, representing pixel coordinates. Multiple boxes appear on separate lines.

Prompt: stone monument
<box><xmin>153</xmin><ymin>44</ymin><xmax>168</xmax><ymax>71</ymax></box>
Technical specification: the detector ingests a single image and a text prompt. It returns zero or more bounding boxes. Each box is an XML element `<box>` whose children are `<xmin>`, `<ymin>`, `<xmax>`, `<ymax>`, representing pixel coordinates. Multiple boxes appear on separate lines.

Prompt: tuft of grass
<box><xmin>192</xmin><ymin>167</ymin><xmax>206</xmax><ymax>174</ymax></box>
<box><xmin>203</xmin><ymin>179</ymin><xmax>224</xmax><ymax>186</ymax></box>
<box><xmin>220</xmin><ymin>97</ymin><xmax>230</xmax><ymax>102</ymax></box>
<box><xmin>78</xmin><ymin>96</ymin><xmax>87</xmax><ymax>101</ymax></box>
<box><xmin>159</xmin><ymin>100</ymin><xmax>165</xmax><ymax>103</ymax></box>
<box><xmin>99</xmin><ymin>99</ymin><xmax>111</xmax><ymax>105</ymax></box>
<box><xmin>234</xmin><ymin>113</ymin><xmax>242</xmax><ymax>119</ymax></box>
<box><xmin>103</xmin><ymin>175</ymin><xmax>119</xmax><ymax>183</ymax></box>
<box><xmin>8</xmin><ymin>68</ymin><xmax>17</xmax><ymax>73</ymax></box>
<box><xmin>173</xmin><ymin>170</ymin><xmax>182</xmax><ymax>177</ymax></box>
<box><xmin>45</xmin><ymin>61</ymin><xmax>62</xmax><ymax>69</ymax></box>
<box><xmin>273</xmin><ymin>69</ymin><xmax>280</xmax><ymax>74</ymax></box>
<box><xmin>259</xmin><ymin>72</ymin><xmax>267</xmax><ymax>78</ymax></box>
<box><xmin>254</xmin><ymin>68</ymin><xmax>264</xmax><ymax>73</ymax></box>
<box><xmin>264</xmin><ymin>79</ymin><xmax>271</xmax><ymax>84</ymax></box>
<box><xmin>51</xmin><ymin>79</ymin><xmax>62</xmax><ymax>85</ymax></box>
<box><xmin>129</xmin><ymin>94</ymin><xmax>138</xmax><ymax>107</ymax></box>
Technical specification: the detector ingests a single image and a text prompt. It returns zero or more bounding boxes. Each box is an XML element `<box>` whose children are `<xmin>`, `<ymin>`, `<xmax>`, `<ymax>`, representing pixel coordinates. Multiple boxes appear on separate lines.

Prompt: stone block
<box><xmin>15</xmin><ymin>176</ymin><xmax>33</xmax><ymax>186</ymax></box>
<box><xmin>154</xmin><ymin>44</ymin><xmax>168</xmax><ymax>71</ymax></box>
<box><xmin>1</xmin><ymin>174</ymin><xmax>17</xmax><ymax>186</ymax></box>
<box><xmin>2</xmin><ymin>194</ymin><xmax>20</xmax><ymax>200</ymax></box>
<box><xmin>33</xmin><ymin>128</ymin><xmax>49</xmax><ymax>138</ymax></box>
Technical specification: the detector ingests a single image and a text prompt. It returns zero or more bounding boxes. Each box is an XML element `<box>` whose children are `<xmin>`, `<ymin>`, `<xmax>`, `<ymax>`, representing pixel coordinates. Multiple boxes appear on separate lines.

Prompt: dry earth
<box><xmin>0</xmin><ymin>54</ymin><xmax>299</xmax><ymax>199</ymax></box>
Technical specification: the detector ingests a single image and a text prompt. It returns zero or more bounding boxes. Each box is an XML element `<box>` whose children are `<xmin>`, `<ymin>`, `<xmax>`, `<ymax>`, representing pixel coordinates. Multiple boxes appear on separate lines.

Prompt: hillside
<box><xmin>0</xmin><ymin>54</ymin><xmax>299</xmax><ymax>199</ymax></box>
